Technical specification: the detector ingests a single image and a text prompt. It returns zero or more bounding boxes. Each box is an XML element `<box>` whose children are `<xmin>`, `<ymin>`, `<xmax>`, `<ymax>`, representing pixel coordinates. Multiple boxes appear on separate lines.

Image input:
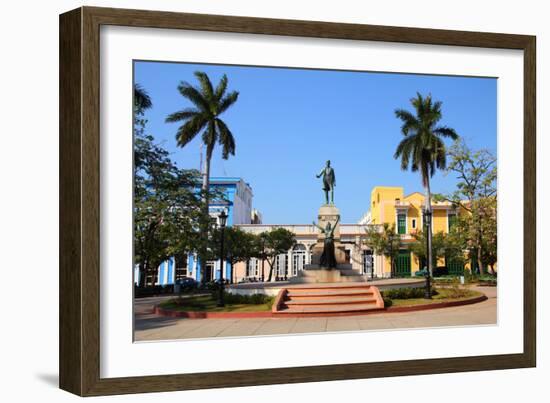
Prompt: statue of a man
<box><xmin>316</xmin><ymin>160</ymin><xmax>336</xmax><ymax>205</ymax></box>
<box><xmin>313</xmin><ymin>216</ymin><xmax>340</xmax><ymax>269</ymax></box>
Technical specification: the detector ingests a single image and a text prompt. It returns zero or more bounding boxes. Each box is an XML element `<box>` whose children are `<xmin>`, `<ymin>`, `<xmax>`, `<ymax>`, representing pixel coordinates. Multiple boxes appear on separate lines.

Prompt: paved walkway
<box><xmin>134</xmin><ymin>286</ymin><xmax>497</xmax><ymax>341</ymax></box>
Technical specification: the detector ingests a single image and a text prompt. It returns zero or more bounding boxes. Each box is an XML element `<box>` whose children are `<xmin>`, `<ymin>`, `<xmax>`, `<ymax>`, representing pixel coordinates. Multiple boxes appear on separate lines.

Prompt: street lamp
<box><xmin>217</xmin><ymin>210</ymin><xmax>228</xmax><ymax>307</ymax></box>
<box><xmin>423</xmin><ymin>209</ymin><xmax>433</xmax><ymax>299</ymax></box>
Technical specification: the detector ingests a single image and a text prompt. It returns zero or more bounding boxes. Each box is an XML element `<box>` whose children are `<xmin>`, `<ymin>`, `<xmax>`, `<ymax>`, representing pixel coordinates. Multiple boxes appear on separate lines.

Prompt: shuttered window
<box><xmin>397</xmin><ymin>214</ymin><xmax>407</xmax><ymax>234</ymax></box>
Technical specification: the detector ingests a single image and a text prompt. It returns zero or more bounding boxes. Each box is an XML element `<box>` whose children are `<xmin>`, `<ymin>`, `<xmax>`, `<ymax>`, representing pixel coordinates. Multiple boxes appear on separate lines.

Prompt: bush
<box><xmin>442</xmin><ymin>286</ymin><xmax>472</xmax><ymax>299</ymax></box>
<box><xmin>463</xmin><ymin>271</ymin><xmax>497</xmax><ymax>285</ymax></box>
<box><xmin>382</xmin><ymin>287</ymin><xmax>438</xmax><ymax>300</ymax></box>
<box><xmin>223</xmin><ymin>292</ymin><xmax>274</xmax><ymax>305</ymax></box>
<box><xmin>383</xmin><ymin>297</ymin><xmax>393</xmax><ymax>308</ymax></box>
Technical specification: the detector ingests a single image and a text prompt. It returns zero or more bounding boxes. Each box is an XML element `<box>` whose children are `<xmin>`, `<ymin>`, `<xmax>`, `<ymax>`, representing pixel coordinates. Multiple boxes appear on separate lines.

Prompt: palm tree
<box><xmin>134</xmin><ymin>83</ymin><xmax>152</xmax><ymax>112</ymax></box>
<box><xmin>166</xmin><ymin>71</ymin><xmax>239</xmax><ymax>279</ymax></box>
<box><xmin>166</xmin><ymin>71</ymin><xmax>239</xmax><ymax>196</ymax></box>
<box><xmin>394</xmin><ymin>93</ymin><xmax>459</xmax><ymax>277</ymax></box>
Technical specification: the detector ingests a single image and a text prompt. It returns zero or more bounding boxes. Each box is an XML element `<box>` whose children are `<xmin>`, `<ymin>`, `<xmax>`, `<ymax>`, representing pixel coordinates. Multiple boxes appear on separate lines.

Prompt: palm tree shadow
<box><xmin>35</xmin><ymin>373</ymin><xmax>58</xmax><ymax>388</ymax></box>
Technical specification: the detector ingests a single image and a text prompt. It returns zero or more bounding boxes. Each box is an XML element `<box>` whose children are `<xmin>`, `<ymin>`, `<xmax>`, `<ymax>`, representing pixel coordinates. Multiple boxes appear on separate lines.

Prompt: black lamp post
<box><xmin>423</xmin><ymin>209</ymin><xmax>433</xmax><ymax>299</ymax></box>
<box><xmin>217</xmin><ymin>210</ymin><xmax>228</xmax><ymax>307</ymax></box>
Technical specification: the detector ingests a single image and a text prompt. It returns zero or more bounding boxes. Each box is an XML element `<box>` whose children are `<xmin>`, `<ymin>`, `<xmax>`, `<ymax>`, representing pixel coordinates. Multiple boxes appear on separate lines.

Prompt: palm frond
<box><xmin>165</xmin><ymin>108</ymin><xmax>201</xmax><ymax>123</ymax></box>
<box><xmin>434</xmin><ymin>138</ymin><xmax>447</xmax><ymax>169</ymax></box>
<box><xmin>394</xmin><ymin>135</ymin><xmax>416</xmax><ymax>169</ymax></box>
<box><xmin>134</xmin><ymin>84</ymin><xmax>152</xmax><ymax>110</ymax></box>
<box><xmin>433</xmin><ymin>126</ymin><xmax>459</xmax><ymax>140</ymax></box>
<box><xmin>216</xmin><ymin>119</ymin><xmax>236</xmax><ymax>159</ymax></box>
<box><xmin>218</xmin><ymin>91</ymin><xmax>239</xmax><ymax>115</ymax></box>
<box><xmin>394</xmin><ymin>109</ymin><xmax>419</xmax><ymax>135</ymax></box>
<box><xmin>177</xmin><ymin>81</ymin><xmax>210</xmax><ymax>112</ymax></box>
<box><xmin>214</xmin><ymin>74</ymin><xmax>228</xmax><ymax>100</ymax></box>
<box><xmin>201</xmin><ymin>122</ymin><xmax>218</xmax><ymax>152</ymax></box>
<box><xmin>175</xmin><ymin>115</ymin><xmax>207</xmax><ymax>147</ymax></box>
<box><xmin>194</xmin><ymin>71</ymin><xmax>215</xmax><ymax>102</ymax></box>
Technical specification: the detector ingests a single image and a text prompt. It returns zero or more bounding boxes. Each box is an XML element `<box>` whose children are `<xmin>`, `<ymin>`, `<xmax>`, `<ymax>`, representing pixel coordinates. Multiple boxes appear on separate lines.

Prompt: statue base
<box><xmin>289</xmin><ymin>267</ymin><xmax>367</xmax><ymax>284</ymax></box>
<box><xmin>310</xmin><ymin>204</ymin><xmax>348</xmax><ymax>267</ymax></box>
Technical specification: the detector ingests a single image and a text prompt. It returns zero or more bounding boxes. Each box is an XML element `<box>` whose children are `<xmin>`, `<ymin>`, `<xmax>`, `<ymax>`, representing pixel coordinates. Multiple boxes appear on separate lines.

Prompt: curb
<box><xmin>386</xmin><ymin>294</ymin><xmax>488</xmax><ymax>313</ymax></box>
<box><xmin>153</xmin><ymin>294</ymin><xmax>488</xmax><ymax>319</ymax></box>
<box><xmin>153</xmin><ymin>307</ymin><xmax>273</xmax><ymax>319</ymax></box>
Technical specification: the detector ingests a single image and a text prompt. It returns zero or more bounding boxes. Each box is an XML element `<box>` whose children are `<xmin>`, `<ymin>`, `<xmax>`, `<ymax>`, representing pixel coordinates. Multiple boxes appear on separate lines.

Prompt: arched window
<box><xmin>292</xmin><ymin>244</ymin><xmax>307</xmax><ymax>276</ymax></box>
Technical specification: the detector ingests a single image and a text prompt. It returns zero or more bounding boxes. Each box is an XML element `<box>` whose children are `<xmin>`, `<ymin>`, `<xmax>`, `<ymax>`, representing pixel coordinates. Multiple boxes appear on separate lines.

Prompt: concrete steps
<box><xmin>273</xmin><ymin>284</ymin><xmax>385</xmax><ymax>315</ymax></box>
<box><xmin>289</xmin><ymin>269</ymin><xmax>369</xmax><ymax>284</ymax></box>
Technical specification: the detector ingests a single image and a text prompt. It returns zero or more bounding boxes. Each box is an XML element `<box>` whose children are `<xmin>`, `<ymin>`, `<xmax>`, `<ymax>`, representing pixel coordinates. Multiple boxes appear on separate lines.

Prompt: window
<box><xmin>397</xmin><ymin>213</ymin><xmax>407</xmax><ymax>234</ymax></box>
<box><xmin>363</xmin><ymin>251</ymin><xmax>373</xmax><ymax>275</ymax></box>
<box><xmin>344</xmin><ymin>249</ymin><xmax>351</xmax><ymax>263</ymax></box>
<box><xmin>247</xmin><ymin>258</ymin><xmax>259</xmax><ymax>278</ymax></box>
<box><xmin>174</xmin><ymin>253</ymin><xmax>188</xmax><ymax>280</ymax></box>
<box><xmin>292</xmin><ymin>244</ymin><xmax>307</xmax><ymax>276</ymax></box>
<box><xmin>411</xmin><ymin>218</ymin><xmax>417</xmax><ymax>229</ymax></box>
<box><xmin>275</xmin><ymin>254</ymin><xmax>287</xmax><ymax>278</ymax></box>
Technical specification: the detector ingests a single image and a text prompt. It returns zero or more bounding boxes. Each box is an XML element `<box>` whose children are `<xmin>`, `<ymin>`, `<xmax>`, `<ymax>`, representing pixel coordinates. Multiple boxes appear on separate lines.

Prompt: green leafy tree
<box><xmin>394</xmin><ymin>93</ymin><xmax>459</xmax><ymax>276</ymax></box>
<box><xmin>364</xmin><ymin>223</ymin><xmax>401</xmax><ymax>278</ymax></box>
<box><xmin>165</xmin><ymin>71</ymin><xmax>240</xmax><ymax>275</ymax></box>
<box><xmin>134</xmin><ymin>132</ymin><xmax>203</xmax><ymax>287</ymax></box>
<box><xmin>209</xmin><ymin>227</ymin><xmax>259</xmax><ymax>283</ymax></box>
<box><xmin>437</xmin><ymin>139</ymin><xmax>497</xmax><ymax>275</ymax></box>
<box><xmin>409</xmin><ymin>230</ymin><xmax>465</xmax><ymax>271</ymax></box>
<box><xmin>255</xmin><ymin>228</ymin><xmax>296</xmax><ymax>282</ymax></box>
<box><xmin>133</xmin><ymin>84</ymin><xmax>208</xmax><ymax>287</ymax></box>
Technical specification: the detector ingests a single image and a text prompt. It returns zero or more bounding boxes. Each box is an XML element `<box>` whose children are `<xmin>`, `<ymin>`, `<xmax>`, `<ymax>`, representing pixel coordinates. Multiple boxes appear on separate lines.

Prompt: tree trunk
<box><xmin>425</xmin><ymin>178</ymin><xmax>434</xmax><ymax>277</ymax></box>
<box><xmin>267</xmin><ymin>259</ymin><xmax>274</xmax><ymax>282</ymax></box>
<box><xmin>477</xmin><ymin>229</ymin><xmax>484</xmax><ymax>276</ymax></box>
<box><xmin>198</xmin><ymin>154</ymin><xmax>212</xmax><ymax>283</ymax></box>
<box><xmin>138</xmin><ymin>263</ymin><xmax>146</xmax><ymax>288</ymax></box>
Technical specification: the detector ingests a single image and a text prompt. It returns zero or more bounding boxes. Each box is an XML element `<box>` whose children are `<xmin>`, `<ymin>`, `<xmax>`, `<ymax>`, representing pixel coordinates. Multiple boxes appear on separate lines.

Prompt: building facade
<box><xmin>136</xmin><ymin>177</ymin><xmax>256</xmax><ymax>286</ymax></box>
<box><xmin>231</xmin><ymin>186</ymin><xmax>467</xmax><ymax>282</ymax></box>
<box><xmin>138</xmin><ymin>181</ymin><xmax>472</xmax><ymax>286</ymax></box>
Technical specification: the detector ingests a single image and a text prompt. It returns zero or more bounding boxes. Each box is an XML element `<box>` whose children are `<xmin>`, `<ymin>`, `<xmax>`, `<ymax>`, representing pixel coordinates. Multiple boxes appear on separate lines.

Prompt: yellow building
<box><xmin>362</xmin><ymin>186</ymin><xmax>466</xmax><ymax>277</ymax></box>
<box><xmin>229</xmin><ymin>185</ymin><xmax>472</xmax><ymax>283</ymax></box>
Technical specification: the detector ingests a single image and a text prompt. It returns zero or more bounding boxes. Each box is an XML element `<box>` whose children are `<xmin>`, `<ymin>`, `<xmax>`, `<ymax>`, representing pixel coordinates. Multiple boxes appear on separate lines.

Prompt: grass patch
<box><xmin>160</xmin><ymin>292</ymin><xmax>274</xmax><ymax>312</ymax></box>
<box><xmin>387</xmin><ymin>287</ymin><xmax>483</xmax><ymax>307</ymax></box>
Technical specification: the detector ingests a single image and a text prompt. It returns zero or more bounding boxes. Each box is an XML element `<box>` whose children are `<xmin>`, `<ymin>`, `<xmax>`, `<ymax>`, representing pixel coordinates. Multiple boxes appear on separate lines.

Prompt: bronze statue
<box><xmin>316</xmin><ymin>160</ymin><xmax>336</xmax><ymax>205</ymax></box>
<box><xmin>313</xmin><ymin>217</ymin><xmax>340</xmax><ymax>268</ymax></box>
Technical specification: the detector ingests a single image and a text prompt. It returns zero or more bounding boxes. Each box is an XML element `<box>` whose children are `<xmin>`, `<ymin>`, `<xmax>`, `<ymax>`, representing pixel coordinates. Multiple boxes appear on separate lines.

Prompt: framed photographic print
<box><xmin>59</xmin><ymin>6</ymin><xmax>536</xmax><ymax>396</ymax></box>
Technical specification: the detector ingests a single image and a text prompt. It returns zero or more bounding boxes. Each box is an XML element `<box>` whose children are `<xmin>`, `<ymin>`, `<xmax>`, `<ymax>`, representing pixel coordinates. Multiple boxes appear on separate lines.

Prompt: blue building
<box><xmin>135</xmin><ymin>177</ymin><xmax>256</xmax><ymax>286</ymax></box>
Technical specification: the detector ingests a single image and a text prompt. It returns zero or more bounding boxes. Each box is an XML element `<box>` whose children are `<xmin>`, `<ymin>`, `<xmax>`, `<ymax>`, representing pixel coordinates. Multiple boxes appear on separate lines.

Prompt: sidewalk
<box><xmin>134</xmin><ymin>286</ymin><xmax>497</xmax><ymax>341</ymax></box>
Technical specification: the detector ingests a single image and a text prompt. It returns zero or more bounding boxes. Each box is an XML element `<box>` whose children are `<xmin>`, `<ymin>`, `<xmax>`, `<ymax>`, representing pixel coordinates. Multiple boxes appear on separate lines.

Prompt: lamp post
<box><xmin>217</xmin><ymin>210</ymin><xmax>228</xmax><ymax>307</ymax></box>
<box><xmin>423</xmin><ymin>209</ymin><xmax>433</xmax><ymax>299</ymax></box>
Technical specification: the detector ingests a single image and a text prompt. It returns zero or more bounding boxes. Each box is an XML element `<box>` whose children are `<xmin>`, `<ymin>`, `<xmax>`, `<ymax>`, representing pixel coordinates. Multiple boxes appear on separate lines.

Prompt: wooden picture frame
<box><xmin>59</xmin><ymin>6</ymin><xmax>536</xmax><ymax>396</ymax></box>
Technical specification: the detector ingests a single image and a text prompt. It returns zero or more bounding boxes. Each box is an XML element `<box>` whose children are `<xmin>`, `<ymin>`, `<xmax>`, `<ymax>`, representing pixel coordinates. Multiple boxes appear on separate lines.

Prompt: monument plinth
<box><xmin>308</xmin><ymin>204</ymin><xmax>348</xmax><ymax>269</ymax></box>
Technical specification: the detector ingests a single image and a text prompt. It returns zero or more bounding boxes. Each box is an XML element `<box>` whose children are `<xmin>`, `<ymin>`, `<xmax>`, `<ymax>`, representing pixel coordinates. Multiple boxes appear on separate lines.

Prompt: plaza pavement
<box><xmin>134</xmin><ymin>286</ymin><xmax>497</xmax><ymax>342</ymax></box>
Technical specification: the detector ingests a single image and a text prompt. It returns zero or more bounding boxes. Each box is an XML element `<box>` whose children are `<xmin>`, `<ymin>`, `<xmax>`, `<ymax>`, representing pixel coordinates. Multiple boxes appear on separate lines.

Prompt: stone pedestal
<box><xmin>317</xmin><ymin>204</ymin><xmax>341</xmax><ymax>240</ymax></box>
<box><xmin>309</xmin><ymin>204</ymin><xmax>348</xmax><ymax>269</ymax></box>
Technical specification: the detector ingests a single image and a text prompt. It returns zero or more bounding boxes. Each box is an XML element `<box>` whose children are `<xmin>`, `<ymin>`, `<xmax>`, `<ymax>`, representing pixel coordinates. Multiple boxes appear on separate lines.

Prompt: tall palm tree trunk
<box><xmin>425</xmin><ymin>177</ymin><xmax>434</xmax><ymax>277</ymax></box>
<box><xmin>198</xmin><ymin>155</ymin><xmax>211</xmax><ymax>283</ymax></box>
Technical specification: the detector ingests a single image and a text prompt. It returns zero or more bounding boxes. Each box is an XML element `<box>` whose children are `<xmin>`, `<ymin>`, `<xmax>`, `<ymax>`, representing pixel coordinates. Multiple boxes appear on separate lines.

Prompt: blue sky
<box><xmin>134</xmin><ymin>61</ymin><xmax>497</xmax><ymax>224</ymax></box>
